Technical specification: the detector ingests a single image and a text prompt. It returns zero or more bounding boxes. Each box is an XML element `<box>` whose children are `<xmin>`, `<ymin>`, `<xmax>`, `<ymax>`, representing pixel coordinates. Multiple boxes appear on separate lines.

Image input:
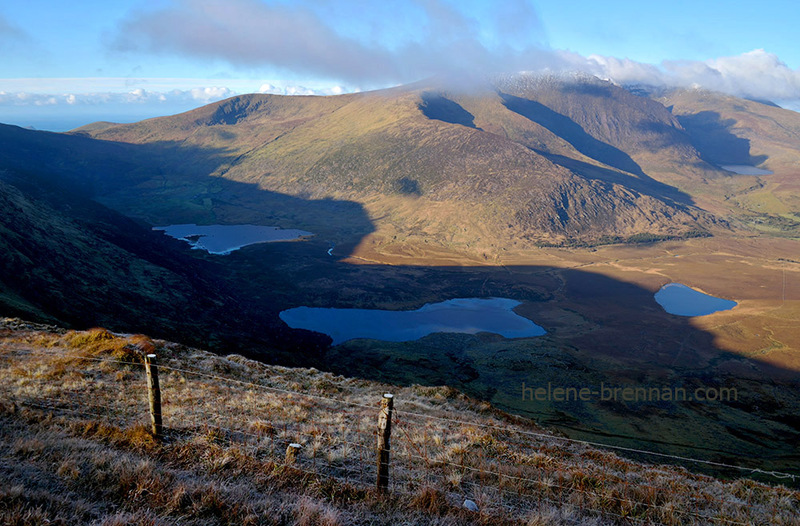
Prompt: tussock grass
<box><xmin>1</xmin><ymin>319</ymin><xmax>799</xmax><ymax>525</ymax></box>
<box><xmin>64</xmin><ymin>327</ymin><xmax>154</xmax><ymax>362</ymax></box>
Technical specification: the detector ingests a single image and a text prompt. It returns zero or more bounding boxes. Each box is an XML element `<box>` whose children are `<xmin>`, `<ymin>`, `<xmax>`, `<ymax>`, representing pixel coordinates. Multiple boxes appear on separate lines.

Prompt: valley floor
<box><xmin>345</xmin><ymin>233</ymin><xmax>800</xmax><ymax>373</ymax></box>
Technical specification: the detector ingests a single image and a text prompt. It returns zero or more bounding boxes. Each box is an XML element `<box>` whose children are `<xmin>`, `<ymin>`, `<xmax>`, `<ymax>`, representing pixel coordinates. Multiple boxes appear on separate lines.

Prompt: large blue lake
<box><xmin>279</xmin><ymin>297</ymin><xmax>546</xmax><ymax>345</ymax></box>
<box><xmin>154</xmin><ymin>224</ymin><xmax>312</xmax><ymax>255</ymax></box>
<box><xmin>654</xmin><ymin>283</ymin><xmax>737</xmax><ymax>316</ymax></box>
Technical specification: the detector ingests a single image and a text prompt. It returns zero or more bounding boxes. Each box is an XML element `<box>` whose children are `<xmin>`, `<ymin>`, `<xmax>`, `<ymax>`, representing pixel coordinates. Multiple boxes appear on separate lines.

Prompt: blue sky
<box><xmin>2</xmin><ymin>0</ymin><xmax>799</xmax><ymax>130</ymax></box>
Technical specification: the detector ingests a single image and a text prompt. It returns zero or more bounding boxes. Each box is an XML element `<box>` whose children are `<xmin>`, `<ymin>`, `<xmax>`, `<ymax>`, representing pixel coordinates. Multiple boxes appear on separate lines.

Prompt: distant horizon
<box><xmin>0</xmin><ymin>76</ymin><xmax>361</xmax><ymax>131</ymax></box>
<box><xmin>4</xmin><ymin>74</ymin><xmax>800</xmax><ymax>133</ymax></box>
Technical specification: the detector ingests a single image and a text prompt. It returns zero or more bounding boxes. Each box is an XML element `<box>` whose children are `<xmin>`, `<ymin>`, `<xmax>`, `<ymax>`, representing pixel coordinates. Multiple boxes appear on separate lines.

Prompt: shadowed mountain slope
<box><xmin>492</xmin><ymin>75</ymin><xmax>711</xmax><ymax>180</ymax></box>
<box><xmin>660</xmin><ymin>89</ymin><xmax>800</xmax><ymax>169</ymax></box>
<box><xmin>654</xmin><ymin>90</ymin><xmax>800</xmax><ymax>237</ymax></box>
<box><xmin>0</xmin><ymin>157</ymin><xmax>330</xmax><ymax>363</ymax></box>
<box><xmin>659</xmin><ymin>88</ymin><xmax>800</xmax><ymax>219</ymax></box>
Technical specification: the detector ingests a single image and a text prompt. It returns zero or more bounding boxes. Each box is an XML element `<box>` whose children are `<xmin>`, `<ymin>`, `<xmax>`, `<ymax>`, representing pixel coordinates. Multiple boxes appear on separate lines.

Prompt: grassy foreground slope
<box><xmin>2</xmin><ymin>320</ymin><xmax>799</xmax><ymax>525</ymax></box>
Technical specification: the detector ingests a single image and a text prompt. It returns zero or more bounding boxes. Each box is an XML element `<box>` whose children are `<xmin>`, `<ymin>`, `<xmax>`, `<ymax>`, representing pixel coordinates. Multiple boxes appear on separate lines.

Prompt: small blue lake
<box><xmin>154</xmin><ymin>224</ymin><xmax>312</xmax><ymax>255</ymax></box>
<box><xmin>279</xmin><ymin>297</ymin><xmax>546</xmax><ymax>345</ymax></box>
<box><xmin>654</xmin><ymin>283</ymin><xmax>737</xmax><ymax>316</ymax></box>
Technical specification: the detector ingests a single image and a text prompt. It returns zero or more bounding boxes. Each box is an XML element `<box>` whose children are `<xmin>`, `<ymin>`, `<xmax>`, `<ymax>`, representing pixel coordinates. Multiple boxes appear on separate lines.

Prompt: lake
<box><xmin>721</xmin><ymin>165</ymin><xmax>773</xmax><ymax>175</ymax></box>
<box><xmin>279</xmin><ymin>297</ymin><xmax>546</xmax><ymax>345</ymax></box>
<box><xmin>153</xmin><ymin>224</ymin><xmax>312</xmax><ymax>255</ymax></box>
<box><xmin>654</xmin><ymin>283</ymin><xmax>737</xmax><ymax>316</ymax></box>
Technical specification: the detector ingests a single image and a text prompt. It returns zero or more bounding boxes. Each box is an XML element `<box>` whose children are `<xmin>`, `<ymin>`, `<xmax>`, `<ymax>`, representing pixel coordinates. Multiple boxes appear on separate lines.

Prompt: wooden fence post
<box><xmin>144</xmin><ymin>353</ymin><xmax>162</xmax><ymax>440</ymax></box>
<box><xmin>285</xmin><ymin>443</ymin><xmax>301</xmax><ymax>465</ymax></box>
<box><xmin>376</xmin><ymin>393</ymin><xmax>394</xmax><ymax>494</ymax></box>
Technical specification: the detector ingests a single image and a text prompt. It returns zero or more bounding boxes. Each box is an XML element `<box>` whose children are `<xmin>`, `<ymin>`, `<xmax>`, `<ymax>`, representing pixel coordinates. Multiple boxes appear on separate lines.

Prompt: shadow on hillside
<box><xmin>418</xmin><ymin>92</ymin><xmax>479</xmax><ymax>129</ymax></box>
<box><xmin>499</xmin><ymin>92</ymin><xmax>645</xmax><ymax>176</ymax></box>
<box><xmin>276</xmin><ymin>256</ymin><xmax>799</xmax><ymax>477</ymax></box>
<box><xmin>540</xmin><ymin>152</ymin><xmax>695</xmax><ymax>207</ymax></box>
<box><xmin>0</xmin><ymin>124</ymin><xmax>376</xmax><ymax>365</ymax></box>
<box><xmin>0</xmin><ymin>124</ymin><xmax>375</xmax><ymax>240</ymax></box>
<box><xmin>395</xmin><ymin>177</ymin><xmax>422</xmax><ymax>196</ymax></box>
<box><xmin>675</xmin><ymin>111</ymin><xmax>769</xmax><ymax>167</ymax></box>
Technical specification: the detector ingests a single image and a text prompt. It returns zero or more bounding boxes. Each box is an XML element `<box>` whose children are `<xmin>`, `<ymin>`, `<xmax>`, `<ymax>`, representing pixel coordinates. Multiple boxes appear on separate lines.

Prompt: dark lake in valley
<box><xmin>279</xmin><ymin>297</ymin><xmax>547</xmax><ymax>345</ymax></box>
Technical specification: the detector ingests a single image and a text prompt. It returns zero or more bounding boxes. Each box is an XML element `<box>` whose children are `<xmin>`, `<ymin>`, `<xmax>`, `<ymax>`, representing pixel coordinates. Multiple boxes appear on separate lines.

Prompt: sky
<box><xmin>2</xmin><ymin>0</ymin><xmax>800</xmax><ymax>131</ymax></box>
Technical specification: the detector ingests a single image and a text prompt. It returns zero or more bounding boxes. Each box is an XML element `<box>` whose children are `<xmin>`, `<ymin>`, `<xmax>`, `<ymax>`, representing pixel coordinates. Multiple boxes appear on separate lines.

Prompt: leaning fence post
<box><xmin>376</xmin><ymin>393</ymin><xmax>394</xmax><ymax>494</ymax></box>
<box><xmin>144</xmin><ymin>353</ymin><xmax>162</xmax><ymax>440</ymax></box>
<box><xmin>285</xmin><ymin>443</ymin><xmax>301</xmax><ymax>465</ymax></box>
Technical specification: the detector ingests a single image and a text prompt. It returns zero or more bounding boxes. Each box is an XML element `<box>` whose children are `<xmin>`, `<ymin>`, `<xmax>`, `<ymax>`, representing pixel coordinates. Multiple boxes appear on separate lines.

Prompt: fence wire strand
<box><xmin>1</xmin><ymin>344</ymin><xmax>797</xmax><ymax>525</ymax></box>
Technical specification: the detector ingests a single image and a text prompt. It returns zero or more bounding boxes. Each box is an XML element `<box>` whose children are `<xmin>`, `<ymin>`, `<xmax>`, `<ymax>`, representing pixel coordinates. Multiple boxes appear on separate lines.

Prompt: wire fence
<box><xmin>1</xmin><ymin>340</ymin><xmax>798</xmax><ymax>525</ymax></box>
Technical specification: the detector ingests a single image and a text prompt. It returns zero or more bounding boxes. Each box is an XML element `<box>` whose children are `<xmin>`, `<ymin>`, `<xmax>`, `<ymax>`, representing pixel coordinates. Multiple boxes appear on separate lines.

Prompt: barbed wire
<box><xmin>2</xmin><ymin>345</ymin><xmax>797</xmax><ymax>525</ymax></box>
<box><xmin>5</xmin><ymin>347</ymin><xmax>798</xmax><ymax>482</ymax></box>
<box><xmin>393</xmin><ymin>408</ymin><xmax>799</xmax><ymax>482</ymax></box>
<box><xmin>392</xmin><ymin>446</ymin><xmax>752</xmax><ymax>526</ymax></box>
<box><xmin>6</xmin><ymin>346</ymin><xmax>799</xmax><ymax>482</ymax></box>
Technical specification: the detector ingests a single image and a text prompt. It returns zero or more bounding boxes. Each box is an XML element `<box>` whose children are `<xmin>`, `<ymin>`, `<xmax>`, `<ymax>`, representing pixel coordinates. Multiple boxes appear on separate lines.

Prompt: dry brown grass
<box><xmin>1</xmin><ymin>319</ymin><xmax>798</xmax><ymax>525</ymax></box>
<box><xmin>64</xmin><ymin>327</ymin><xmax>153</xmax><ymax>362</ymax></box>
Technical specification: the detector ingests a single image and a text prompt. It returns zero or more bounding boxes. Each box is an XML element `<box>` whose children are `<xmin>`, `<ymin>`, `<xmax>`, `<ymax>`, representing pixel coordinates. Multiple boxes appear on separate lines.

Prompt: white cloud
<box><xmin>575</xmin><ymin>49</ymin><xmax>800</xmax><ymax>104</ymax></box>
<box><xmin>258</xmin><ymin>83</ymin><xmax>279</xmax><ymax>94</ymax></box>
<box><xmin>663</xmin><ymin>50</ymin><xmax>800</xmax><ymax>101</ymax></box>
<box><xmin>584</xmin><ymin>55</ymin><xmax>667</xmax><ymax>87</ymax></box>
<box><xmin>34</xmin><ymin>96</ymin><xmax>58</xmax><ymax>106</ymax></box>
<box><xmin>189</xmin><ymin>86</ymin><xmax>233</xmax><ymax>102</ymax></box>
<box><xmin>0</xmin><ymin>79</ymin><xmax>355</xmax><ymax>110</ymax></box>
<box><xmin>506</xmin><ymin>49</ymin><xmax>798</xmax><ymax>108</ymax></box>
<box><xmin>127</xmin><ymin>88</ymin><xmax>147</xmax><ymax>102</ymax></box>
<box><xmin>257</xmin><ymin>83</ymin><xmax>351</xmax><ymax>96</ymax></box>
<box><xmin>283</xmin><ymin>85</ymin><xmax>317</xmax><ymax>96</ymax></box>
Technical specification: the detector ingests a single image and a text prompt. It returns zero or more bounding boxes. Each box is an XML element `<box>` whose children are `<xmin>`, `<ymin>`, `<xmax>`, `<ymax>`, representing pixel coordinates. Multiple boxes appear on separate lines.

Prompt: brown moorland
<box><xmin>2</xmin><ymin>321</ymin><xmax>799</xmax><ymax>525</ymax></box>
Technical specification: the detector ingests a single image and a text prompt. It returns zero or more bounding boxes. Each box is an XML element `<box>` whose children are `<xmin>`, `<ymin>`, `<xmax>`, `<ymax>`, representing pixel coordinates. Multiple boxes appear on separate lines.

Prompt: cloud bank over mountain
<box><xmin>585</xmin><ymin>49</ymin><xmax>800</xmax><ymax>103</ymax></box>
<box><xmin>4</xmin><ymin>49</ymin><xmax>797</xmax><ymax>114</ymax></box>
<box><xmin>107</xmin><ymin>0</ymin><xmax>800</xmax><ymax>105</ymax></box>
